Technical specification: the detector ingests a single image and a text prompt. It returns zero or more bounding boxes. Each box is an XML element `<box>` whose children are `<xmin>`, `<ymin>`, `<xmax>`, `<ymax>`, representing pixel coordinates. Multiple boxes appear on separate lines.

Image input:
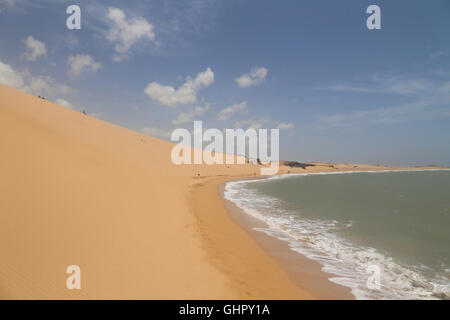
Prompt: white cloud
<box><xmin>0</xmin><ymin>60</ymin><xmax>24</xmax><ymax>88</ymax></box>
<box><xmin>318</xmin><ymin>74</ymin><xmax>450</xmax><ymax>128</ymax></box>
<box><xmin>317</xmin><ymin>97</ymin><xmax>450</xmax><ymax>128</ymax></box>
<box><xmin>54</xmin><ymin>98</ymin><xmax>75</xmax><ymax>109</ymax></box>
<box><xmin>235</xmin><ymin>118</ymin><xmax>269</xmax><ymax>130</ymax></box>
<box><xmin>145</xmin><ymin>67</ymin><xmax>214</xmax><ymax>107</ymax></box>
<box><xmin>0</xmin><ymin>59</ymin><xmax>72</xmax><ymax>97</ymax></box>
<box><xmin>387</xmin><ymin>78</ymin><xmax>431</xmax><ymax>94</ymax></box>
<box><xmin>324</xmin><ymin>75</ymin><xmax>432</xmax><ymax>95</ymax></box>
<box><xmin>25</xmin><ymin>75</ymin><xmax>71</xmax><ymax>97</ymax></box>
<box><xmin>54</xmin><ymin>98</ymin><xmax>102</xmax><ymax>117</ymax></box>
<box><xmin>172</xmin><ymin>103</ymin><xmax>209</xmax><ymax>125</ymax></box>
<box><xmin>232</xmin><ymin>118</ymin><xmax>293</xmax><ymax>130</ymax></box>
<box><xmin>277</xmin><ymin>122</ymin><xmax>294</xmax><ymax>129</ymax></box>
<box><xmin>235</xmin><ymin>66</ymin><xmax>268</xmax><ymax>88</ymax></box>
<box><xmin>67</xmin><ymin>54</ymin><xmax>101</xmax><ymax>79</ymax></box>
<box><xmin>106</xmin><ymin>7</ymin><xmax>155</xmax><ymax>62</ymax></box>
<box><xmin>23</xmin><ymin>36</ymin><xmax>47</xmax><ymax>61</ymax></box>
<box><xmin>141</xmin><ymin>127</ymin><xmax>172</xmax><ymax>139</ymax></box>
<box><xmin>429</xmin><ymin>51</ymin><xmax>445</xmax><ymax>60</ymax></box>
<box><xmin>217</xmin><ymin>101</ymin><xmax>247</xmax><ymax>121</ymax></box>
<box><xmin>0</xmin><ymin>0</ymin><xmax>15</xmax><ymax>12</ymax></box>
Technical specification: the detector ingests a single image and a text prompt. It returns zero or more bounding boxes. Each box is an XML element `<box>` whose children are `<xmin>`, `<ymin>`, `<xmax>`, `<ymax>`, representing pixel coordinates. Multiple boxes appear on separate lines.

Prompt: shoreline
<box><xmin>218</xmin><ymin>182</ymin><xmax>354</xmax><ymax>299</ymax></box>
<box><xmin>211</xmin><ymin>168</ymin><xmax>450</xmax><ymax>299</ymax></box>
<box><xmin>2</xmin><ymin>85</ymin><xmax>448</xmax><ymax>299</ymax></box>
<box><xmin>186</xmin><ymin>175</ymin><xmax>314</xmax><ymax>299</ymax></box>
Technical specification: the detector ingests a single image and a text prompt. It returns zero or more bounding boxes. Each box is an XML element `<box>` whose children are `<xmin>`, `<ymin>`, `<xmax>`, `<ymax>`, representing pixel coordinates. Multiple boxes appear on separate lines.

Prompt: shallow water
<box><xmin>224</xmin><ymin>170</ymin><xmax>450</xmax><ymax>299</ymax></box>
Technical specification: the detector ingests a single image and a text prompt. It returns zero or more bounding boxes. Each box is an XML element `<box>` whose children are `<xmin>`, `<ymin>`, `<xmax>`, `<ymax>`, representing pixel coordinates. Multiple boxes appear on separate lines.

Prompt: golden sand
<box><xmin>0</xmin><ymin>84</ymin><xmax>441</xmax><ymax>299</ymax></box>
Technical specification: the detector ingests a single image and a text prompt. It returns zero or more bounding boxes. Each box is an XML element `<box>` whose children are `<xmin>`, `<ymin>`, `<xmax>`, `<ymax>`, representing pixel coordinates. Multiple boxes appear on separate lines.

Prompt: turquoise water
<box><xmin>225</xmin><ymin>170</ymin><xmax>450</xmax><ymax>299</ymax></box>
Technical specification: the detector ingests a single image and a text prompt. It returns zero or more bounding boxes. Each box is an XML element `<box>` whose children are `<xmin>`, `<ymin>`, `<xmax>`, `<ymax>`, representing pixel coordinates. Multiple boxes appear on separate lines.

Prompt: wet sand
<box><xmin>1</xmin><ymin>84</ymin><xmax>445</xmax><ymax>299</ymax></box>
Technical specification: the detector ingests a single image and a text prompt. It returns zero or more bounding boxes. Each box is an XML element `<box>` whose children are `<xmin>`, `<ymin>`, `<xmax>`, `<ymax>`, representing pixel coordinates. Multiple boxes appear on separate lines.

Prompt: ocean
<box><xmin>224</xmin><ymin>170</ymin><xmax>450</xmax><ymax>299</ymax></box>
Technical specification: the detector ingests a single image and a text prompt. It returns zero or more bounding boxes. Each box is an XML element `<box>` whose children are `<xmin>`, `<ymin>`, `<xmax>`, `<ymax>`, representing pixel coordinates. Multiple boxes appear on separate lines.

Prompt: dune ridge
<box><xmin>2</xmin><ymin>84</ymin><xmax>443</xmax><ymax>299</ymax></box>
<box><xmin>0</xmin><ymin>84</ymin><xmax>313</xmax><ymax>299</ymax></box>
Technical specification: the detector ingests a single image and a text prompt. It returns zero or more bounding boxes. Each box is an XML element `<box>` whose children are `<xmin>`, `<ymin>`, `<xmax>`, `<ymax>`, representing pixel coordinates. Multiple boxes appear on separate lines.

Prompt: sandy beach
<box><xmin>0</xmin><ymin>84</ymin><xmax>444</xmax><ymax>299</ymax></box>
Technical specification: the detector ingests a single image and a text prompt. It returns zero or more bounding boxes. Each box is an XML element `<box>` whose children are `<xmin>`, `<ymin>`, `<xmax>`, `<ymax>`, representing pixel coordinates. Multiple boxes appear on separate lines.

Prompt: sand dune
<box><xmin>2</xmin><ymin>84</ymin><xmax>440</xmax><ymax>299</ymax></box>
<box><xmin>0</xmin><ymin>84</ymin><xmax>314</xmax><ymax>299</ymax></box>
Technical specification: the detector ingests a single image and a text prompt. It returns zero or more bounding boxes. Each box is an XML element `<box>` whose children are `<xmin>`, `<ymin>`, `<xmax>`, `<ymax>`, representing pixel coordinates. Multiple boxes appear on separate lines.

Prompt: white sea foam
<box><xmin>224</xmin><ymin>175</ymin><xmax>450</xmax><ymax>300</ymax></box>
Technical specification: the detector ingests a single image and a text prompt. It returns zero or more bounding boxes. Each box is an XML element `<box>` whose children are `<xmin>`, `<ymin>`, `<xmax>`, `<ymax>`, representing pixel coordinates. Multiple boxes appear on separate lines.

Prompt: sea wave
<box><xmin>224</xmin><ymin>177</ymin><xmax>450</xmax><ymax>300</ymax></box>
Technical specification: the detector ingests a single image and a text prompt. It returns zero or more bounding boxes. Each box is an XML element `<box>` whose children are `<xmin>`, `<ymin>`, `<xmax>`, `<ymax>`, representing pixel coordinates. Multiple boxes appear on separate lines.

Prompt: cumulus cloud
<box><xmin>141</xmin><ymin>127</ymin><xmax>172</xmax><ymax>139</ymax></box>
<box><xmin>145</xmin><ymin>67</ymin><xmax>214</xmax><ymax>107</ymax></box>
<box><xmin>234</xmin><ymin>118</ymin><xmax>269</xmax><ymax>130</ymax></box>
<box><xmin>217</xmin><ymin>101</ymin><xmax>247</xmax><ymax>121</ymax></box>
<box><xmin>23</xmin><ymin>36</ymin><xmax>47</xmax><ymax>61</ymax></box>
<box><xmin>106</xmin><ymin>7</ymin><xmax>155</xmax><ymax>62</ymax></box>
<box><xmin>172</xmin><ymin>103</ymin><xmax>209</xmax><ymax>125</ymax></box>
<box><xmin>277</xmin><ymin>122</ymin><xmax>294</xmax><ymax>129</ymax></box>
<box><xmin>0</xmin><ymin>60</ymin><xmax>24</xmax><ymax>89</ymax></box>
<box><xmin>54</xmin><ymin>98</ymin><xmax>75</xmax><ymax>109</ymax></box>
<box><xmin>0</xmin><ymin>0</ymin><xmax>15</xmax><ymax>12</ymax></box>
<box><xmin>235</xmin><ymin>66</ymin><xmax>268</xmax><ymax>88</ymax></box>
<box><xmin>67</xmin><ymin>54</ymin><xmax>101</xmax><ymax>79</ymax></box>
<box><xmin>0</xmin><ymin>59</ymin><xmax>72</xmax><ymax>97</ymax></box>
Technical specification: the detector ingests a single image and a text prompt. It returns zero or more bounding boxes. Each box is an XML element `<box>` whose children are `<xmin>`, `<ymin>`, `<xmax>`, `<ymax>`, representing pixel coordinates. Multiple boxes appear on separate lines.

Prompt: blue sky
<box><xmin>0</xmin><ymin>0</ymin><xmax>449</xmax><ymax>165</ymax></box>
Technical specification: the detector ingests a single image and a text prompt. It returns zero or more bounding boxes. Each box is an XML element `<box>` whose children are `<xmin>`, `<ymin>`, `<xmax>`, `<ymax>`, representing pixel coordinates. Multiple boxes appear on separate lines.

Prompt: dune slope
<box><xmin>0</xmin><ymin>85</ymin><xmax>311</xmax><ymax>299</ymax></box>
